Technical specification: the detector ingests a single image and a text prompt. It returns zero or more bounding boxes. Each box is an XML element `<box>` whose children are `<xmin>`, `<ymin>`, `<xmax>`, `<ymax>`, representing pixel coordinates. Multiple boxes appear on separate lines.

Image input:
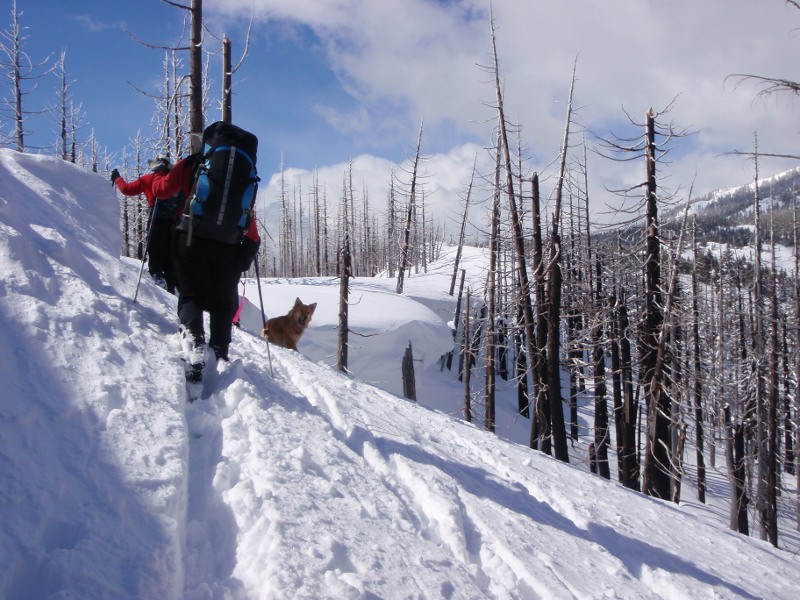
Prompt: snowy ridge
<box><xmin>2</xmin><ymin>148</ymin><xmax>800</xmax><ymax>599</ymax></box>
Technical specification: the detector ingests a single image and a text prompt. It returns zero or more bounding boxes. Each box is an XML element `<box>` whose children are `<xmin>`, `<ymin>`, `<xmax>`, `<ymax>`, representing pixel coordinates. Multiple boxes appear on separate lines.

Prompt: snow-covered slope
<box><xmin>2</xmin><ymin>148</ymin><xmax>799</xmax><ymax>599</ymax></box>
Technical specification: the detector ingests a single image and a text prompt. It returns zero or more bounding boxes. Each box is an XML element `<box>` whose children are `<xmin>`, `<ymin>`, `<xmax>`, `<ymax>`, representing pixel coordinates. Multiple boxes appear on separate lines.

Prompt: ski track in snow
<box><xmin>182</xmin><ymin>331</ymin><xmax>751</xmax><ymax>600</ymax></box>
<box><xmin>5</xmin><ymin>150</ymin><xmax>800</xmax><ymax>600</ymax></box>
<box><xmin>212</xmin><ymin>335</ymin><xmax>785</xmax><ymax>598</ymax></box>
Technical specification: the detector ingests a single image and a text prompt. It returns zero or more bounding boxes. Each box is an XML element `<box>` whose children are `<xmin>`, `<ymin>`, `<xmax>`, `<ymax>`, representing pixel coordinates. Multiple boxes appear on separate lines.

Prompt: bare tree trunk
<box><xmin>337</xmin><ymin>188</ymin><xmax>351</xmax><ymax>372</ymax></box>
<box><xmin>449</xmin><ymin>158</ymin><xmax>476</xmax><ymax>295</ymax></box>
<box><xmin>402</xmin><ymin>342</ymin><xmax>416</xmax><ymax>401</ymax></box>
<box><xmin>387</xmin><ymin>172</ymin><xmax>397</xmax><ymax>277</ymax></box>
<box><xmin>9</xmin><ymin>0</ymin><xmax>24</xmax><ymax>152</ymax></box>
<box><xmin>641</xmin><ymin>107</ymin><xmax>670</xmax><ymax>500</ymax></box>
<box><xmin>618</xmin><ymin>289</ymin><xmax>639</xmax><ymax>490</ymax></box>
<box><xmin>447</xmin><ymin>268</ymin><xmax>467</xmax><ymax>371</ymax></box>
<box><xmin>751</xmin><ymin>140</ymin><xmax>778</xmax><ymax>546</ymax></box>
<box><xmin>485</xmin><ymin>133</ymin><xmax>501</xmax><ymax>434</ymax></box>
<box><xmin>488</xmin><ymin>19</ymin><xmax>546</xmax><ymax>454</ymax></box>
<box><xmin>643</xmin><ymin>178</ymin><xmax>693</xmax><ymax>502</ymax></box>
<box><xmin>189</xmin><ymin>0</ymin><xmax>204</xmax><ymax>151</ymax></box>
<box><xmin>396</xmin><ymin>121</ymin><xmax>423</xmax><ymax>294</ymax></box>
<box><xmin>463</xmin><ymin>289</ymin><xmax>472</xmax><ymax>423</ymax></box>
<box><xmin>610</xmin><ymin>287</ymin><xmax>625</xmax><ymax>480</ymax></box>
<box><xmin>56</xmin><ymin>51</ymin><xmax>68</xmax><ymax>159</ymax></box>
<box><xmin>541</xmin><ymin>60</ymin><xmax>579</xmax><ymax>463</ymax></box>
<box><xmin>531</xmin><ymin>174</ymin><xmax>549</xmax><ymax>452</ymax></box>
<box><xmin>222</xmin><ymin>36</ymin><xmax>232</xmax><ymax>123</ymax></box>
<box><xmin>765</xmin><ymin>206</ymin><xmax>780</xmax><ymax>546</ymax></box>
<box><xmin>781</xmin><ymin>317</ymin><xmax>794</xmax><ymax>479</ymax></box>
<box><xmin>592</xmin><ymin>258</ymin><xmax>610</xmax><ymax>479</ymax></box>
<box><xmin>691</xmin><ymin>219</ymin><xmax>707</xmax><ymax>503</ymax></box>
<box><xmin>793</xmin><ymin>194</ymin><xmax>800</xmax><ymax>530</ymax></box>
<box><xmin>515</xmin><ymin>300</ymin><xmax>530</xmax><ymax>417</ymax></box>
<box><xmin>2</xmin><ymin>0</ymin><xmax>50</xmax><ymax>152</ymax></box>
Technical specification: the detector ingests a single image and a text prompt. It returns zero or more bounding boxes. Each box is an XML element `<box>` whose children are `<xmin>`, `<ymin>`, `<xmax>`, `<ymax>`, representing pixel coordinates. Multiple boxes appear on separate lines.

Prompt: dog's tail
<box><xmin>260</xmin><ymin>325</ymin><xmax>269</xmax><ymax>340</ymax></box>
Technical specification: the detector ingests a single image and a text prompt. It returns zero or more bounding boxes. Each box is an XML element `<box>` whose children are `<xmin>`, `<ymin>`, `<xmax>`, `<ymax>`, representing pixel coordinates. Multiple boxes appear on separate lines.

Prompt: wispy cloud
<box><xmin>70</xmin><ymin>14</ymin><xmax>125</xmax><ymax>33</ymax></box>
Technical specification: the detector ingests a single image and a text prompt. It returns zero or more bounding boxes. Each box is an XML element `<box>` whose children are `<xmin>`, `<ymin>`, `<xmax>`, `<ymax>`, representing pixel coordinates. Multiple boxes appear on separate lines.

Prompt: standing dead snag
<box><xmin>750</xmin><ymin>141</ymin><xmax>778</xmax><ymax>547</ymax></box>
<box><xmin>396</xmin><ymin>120</ymin><xmax>424</xmax><ymax>295</ymax></box>
<box><xmin>463</xmin><ymin>289</ymin><xmax>473</xmax><ymax>423</ymax></box>
<box><xmin>640</xmin><ymin>107</ymin><xmax>671</xmax><ymax>500</ymax></box>
<box><xmin>597</xmin><ymin>101</ymin><xmax>690</xmax><ymax>500</ymax></box>
<box><xmin>337</xmin><ymin>172</ymin><xmax>352</xmax><ymax>372</ymax></box>
<box><xmin>449</xmin><ymin>157</ymin><xmax>476</xmax><ymax>296</ymax></box>
<box><xmin>488</xmin><ymin>16</ymin><xmax>569</xmax><ymax>460</ymax></box>
<box><xmin>187</xmin><ymin>0</ymin><xmax>203</xmax><ymax>151</ymax></box>
<box><xmin>402</xmin><ymin>342</ymin><xmax>416</xmax><ymax>401</ymax></box>
<box><xmin>530</xmin><ymin>174</ymin><xmax>549</xmax><ymax>451</ymax></box>
<box><xmin>539</xmin><ymin>58</ymin><xmax>580</xmax><ymax>464</ymax></box>
<box><xmin>0</xmin><ymin>0</ymin><xmax>52</xmax><ymax>152</ymax></box>
<box><xmin>690</xmin><ymin>218</ymin><xmax>707</xmax><ymax>503</ymax></box>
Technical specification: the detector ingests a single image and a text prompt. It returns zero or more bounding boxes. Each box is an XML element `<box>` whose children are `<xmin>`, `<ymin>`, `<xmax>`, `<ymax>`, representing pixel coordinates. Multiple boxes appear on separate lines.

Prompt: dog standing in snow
<box><xmin>261</xmin><ymin>297</ymin><xmax>317</xmax><ymax>351</ymax></box>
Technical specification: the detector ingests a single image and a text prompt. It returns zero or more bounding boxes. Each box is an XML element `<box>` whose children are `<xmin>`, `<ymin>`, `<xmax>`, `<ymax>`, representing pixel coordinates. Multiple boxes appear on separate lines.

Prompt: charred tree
<box><xmin>531</xmin><ymin>174</ymin><xmax>549</xmax><ymax>452</ymax></box>
<box><xmin>690</xmin><ymin>218</ymin><xmax>707</xmax><ymax>503</ymax></box>
<box><xmin>591</xmin><ymin>258</ymin><xmax>610</xmax><ymax>479</ymax></box>
<box><xmin>0</xmin><ymin>0</ymin><xmax>51</xmax><ymax>152</ymax></box>
<box><xmin>337</xmin><ymin>175</ymin><xmax>352</xmax><ymax>372</ymax></box>
<box><xmin>450</xmin><ymin>158</ymin><xmax>476</xmax><ymax>296</ymax></box>
<box><xmin>396</xmin><ymin>121</ymin><xmax>423</xmax><ymax>295</ymax></box>
<box><xmin>488</xmin><ymin>18</ymin><xmax>551</xmax><ymax>456</ymax></box>
<box><xmin>541</xmin><ymin>60</ymin><xmax>579</xmax><ymax>463</ymax></box>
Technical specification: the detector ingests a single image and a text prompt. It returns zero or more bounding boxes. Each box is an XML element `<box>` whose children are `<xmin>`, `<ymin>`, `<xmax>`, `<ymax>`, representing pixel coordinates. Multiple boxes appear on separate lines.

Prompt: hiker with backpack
<box><xmin>151</xmin><ymin>122</ymin><xmax>261</xmax><ymax>385</ymax></box>
<box><xmin>111</xmin><ymin>155</ymin><xmax>181</xmax><ymax>294</ymax></box>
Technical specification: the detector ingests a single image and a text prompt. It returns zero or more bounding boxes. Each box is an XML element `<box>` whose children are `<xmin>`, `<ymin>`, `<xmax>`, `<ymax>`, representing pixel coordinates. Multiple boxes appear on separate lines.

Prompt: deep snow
<box><xmin>1</xmin><ymin>148</ymin><xmax>799</xmax><ymax>599</ymax></box>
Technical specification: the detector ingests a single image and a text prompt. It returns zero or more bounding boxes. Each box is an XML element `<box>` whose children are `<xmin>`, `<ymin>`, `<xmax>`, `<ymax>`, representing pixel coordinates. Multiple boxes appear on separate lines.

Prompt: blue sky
<box><xmin>6</xmin><ymin>0</ymin><xmax>800</xmax><ymax>231</ymax></box>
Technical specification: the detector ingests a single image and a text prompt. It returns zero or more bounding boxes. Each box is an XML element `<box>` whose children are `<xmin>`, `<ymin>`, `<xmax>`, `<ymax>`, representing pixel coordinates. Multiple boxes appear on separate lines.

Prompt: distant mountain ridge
<box><xmin>675</xmin><ymin>165</ymin><xmax>800</xmax><ymax>243</ymax></box>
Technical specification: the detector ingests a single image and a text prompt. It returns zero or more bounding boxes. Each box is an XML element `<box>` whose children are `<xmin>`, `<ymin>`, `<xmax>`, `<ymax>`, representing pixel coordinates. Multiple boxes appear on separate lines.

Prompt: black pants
<box><xmin>172</xmin><ymin>231</ymin><xmax>240</xmax><ymax>351</ymax></box>
<box><xmin>147</xmin><ymin>218</ymin><xmax>177</xmax><ymax>293</ymax></box>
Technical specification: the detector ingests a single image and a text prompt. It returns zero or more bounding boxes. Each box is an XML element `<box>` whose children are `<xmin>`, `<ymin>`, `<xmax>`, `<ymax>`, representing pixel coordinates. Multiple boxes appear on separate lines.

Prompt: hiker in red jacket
<box><xmin>111</xmin><ymin>155</ymin><xmax>180</xmax><ymax>293</ymax></box>
<box><xmin>152</xmin><ymin>153</ymin><xmax>260</xmax><ymax>372</ymax></box>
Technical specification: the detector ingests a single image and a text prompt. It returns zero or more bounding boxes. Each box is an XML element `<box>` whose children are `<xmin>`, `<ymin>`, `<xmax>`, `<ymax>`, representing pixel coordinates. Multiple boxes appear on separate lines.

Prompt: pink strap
<box><xmin>233</xmin><ymin>281</ymin><xmax>246</xmax><ymax>323</ymax></box>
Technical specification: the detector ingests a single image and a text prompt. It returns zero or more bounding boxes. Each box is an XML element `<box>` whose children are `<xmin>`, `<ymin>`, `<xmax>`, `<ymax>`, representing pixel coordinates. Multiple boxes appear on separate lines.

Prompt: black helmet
<box><xmin>147</xmin><ymin>154</ymin><xmax>172</xmax><ymax>173</ymax></box>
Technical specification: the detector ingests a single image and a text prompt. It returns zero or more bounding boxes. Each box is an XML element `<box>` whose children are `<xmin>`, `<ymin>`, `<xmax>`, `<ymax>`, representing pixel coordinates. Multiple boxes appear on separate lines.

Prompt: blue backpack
<box><xmin>182</xmin><ymin>121</ymin><xmax>259</xmax><ymax>245</ymax></box>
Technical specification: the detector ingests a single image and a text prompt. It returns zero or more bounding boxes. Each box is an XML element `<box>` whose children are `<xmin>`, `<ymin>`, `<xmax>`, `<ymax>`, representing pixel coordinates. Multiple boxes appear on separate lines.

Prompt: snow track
<box><xmin>5</xmin><ymin>150</ymin><xmax>800</xmax><ymax>600</ymax></box>
<box><xmin>181</xmin><ymin>331</ymin><xmax>797</xmax><ymax>599</ymax></box>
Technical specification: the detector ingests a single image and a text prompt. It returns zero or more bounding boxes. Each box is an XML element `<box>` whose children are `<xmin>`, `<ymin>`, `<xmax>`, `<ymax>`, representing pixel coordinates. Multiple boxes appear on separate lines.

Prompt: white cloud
<box><xmin>209</xmin><ymin>0</ymin><xmax>800</xmax><ymax>227</ymax></box>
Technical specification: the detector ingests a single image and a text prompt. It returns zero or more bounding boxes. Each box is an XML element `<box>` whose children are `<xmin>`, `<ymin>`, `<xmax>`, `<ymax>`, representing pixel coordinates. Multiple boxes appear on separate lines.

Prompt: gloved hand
<box><xmin>110</xmin><ymin>169</ymin><xmax>120</xmax><ymax>185</ymax></box>
<box><xmin>237</xmin><ymin>236</ymin><xmax>260</xmax><ymax>272</ymax></box>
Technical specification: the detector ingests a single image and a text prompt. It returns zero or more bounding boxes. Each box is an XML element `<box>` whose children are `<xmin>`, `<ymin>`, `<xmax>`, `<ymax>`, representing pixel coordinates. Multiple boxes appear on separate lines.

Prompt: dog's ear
<box><xmin>294</xmin><ymin>297</ymin><xmax>302</xmax><ymax>307</ymax></box>
<box><xmin>308</xmin><ymin>303</ymin><xmax>317</xmax><ymax>313</ymax></box>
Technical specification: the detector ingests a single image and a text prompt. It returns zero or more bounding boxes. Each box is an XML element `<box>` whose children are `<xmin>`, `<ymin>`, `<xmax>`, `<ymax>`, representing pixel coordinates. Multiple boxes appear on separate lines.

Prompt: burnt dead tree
<box><xmin>539</xmin><ymin>60</ymin><xmax>579</xmax><ymax>463</ymax></box>
<box><xmin>402</xmin><ymin>342</ymin><xmax>416</xmax><ymax>401</ymax></box>
<box><xmin>337</xmin><ymin>174</ymin><xmax>352</xmax><ymax>372</ymax></box>
<box><xmin>690</xmin><ymin>218</ymin><xmax>707</xmax><ymax>503</ymax></box>
<box><xmin>0</xmin><ymin>0</ymin><xmax>52</xmax><ymax>152</ymax></box>
<box><xmin>485</xmin><ymin>130</ymin><xmax>502</xmax><ymax>434</ymax></box>
<box><xmin>639</xmin><ymin>107</ymin><xmax>671</xmax><ymax>500</ymax></box>
<box><xmin>396</xmin><ymin>121</ymin><xmax>424</xmax><ymax>295</ymax></box>
<box><xmin>597</xmin><ymin>103</ymin><xmax>690</xmax><ymax>500</ymax></box>
<box><xmin>530</xmin><ymin>174</ymin><xmax>549</xmax><ymax>451</ymax></box>
<box><xmin>487</xmin><ymin>17</ymin><xmax>566</xmax><ymax>458</ymax></box>
<box><xmin>750</xmin><ymin>144</ymin><xmax>778</xmax><ymax>547</ymax></box>
<box><xmin>449</xmin><ymin>157</ymin><xmax>476</xmax><ymax>296</ymax></box>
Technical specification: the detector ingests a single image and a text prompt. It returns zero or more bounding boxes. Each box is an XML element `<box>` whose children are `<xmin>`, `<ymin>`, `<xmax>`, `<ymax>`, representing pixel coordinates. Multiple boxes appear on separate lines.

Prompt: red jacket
<box><xmin>152</xmin><ymin>155</ymin><xmax>261</xmax><ymax>243</ymax></box>
<box><xmin>151</xmin><ymin>156</ymin><xmax>195</xmax><ymax>200</ymax></box>
<box><xmin>114</xmin><ymin>173</ymin><xmax>158</xmax><ymax>207</ymax></box>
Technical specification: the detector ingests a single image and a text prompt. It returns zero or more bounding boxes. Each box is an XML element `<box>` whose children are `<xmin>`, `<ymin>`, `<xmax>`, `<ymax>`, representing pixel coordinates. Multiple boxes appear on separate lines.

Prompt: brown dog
<box><xmin>261</xmin><ymin>297</ymin><xmax>317</xmax><ymax>351</ymax></box>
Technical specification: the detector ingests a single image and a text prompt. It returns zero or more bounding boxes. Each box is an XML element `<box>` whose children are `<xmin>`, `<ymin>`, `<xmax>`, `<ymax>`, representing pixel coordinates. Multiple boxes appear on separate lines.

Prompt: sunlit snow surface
<box><xmin>1</xmin><ymin>149</ymin><xmax>799</xmax><ymax>599</ymax></box>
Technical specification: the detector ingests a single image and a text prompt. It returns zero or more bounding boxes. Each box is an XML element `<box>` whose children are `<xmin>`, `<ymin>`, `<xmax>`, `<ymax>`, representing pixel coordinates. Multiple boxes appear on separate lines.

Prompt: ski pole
<box><xmin>254</xmin><ymin>257</ymin><xmax>273</xmax><ymax>377</ymax></box>
<box><xmin>132</xmin><ymin>199</ymin><xmax>160</xmax><ymax>304</ymax></box>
